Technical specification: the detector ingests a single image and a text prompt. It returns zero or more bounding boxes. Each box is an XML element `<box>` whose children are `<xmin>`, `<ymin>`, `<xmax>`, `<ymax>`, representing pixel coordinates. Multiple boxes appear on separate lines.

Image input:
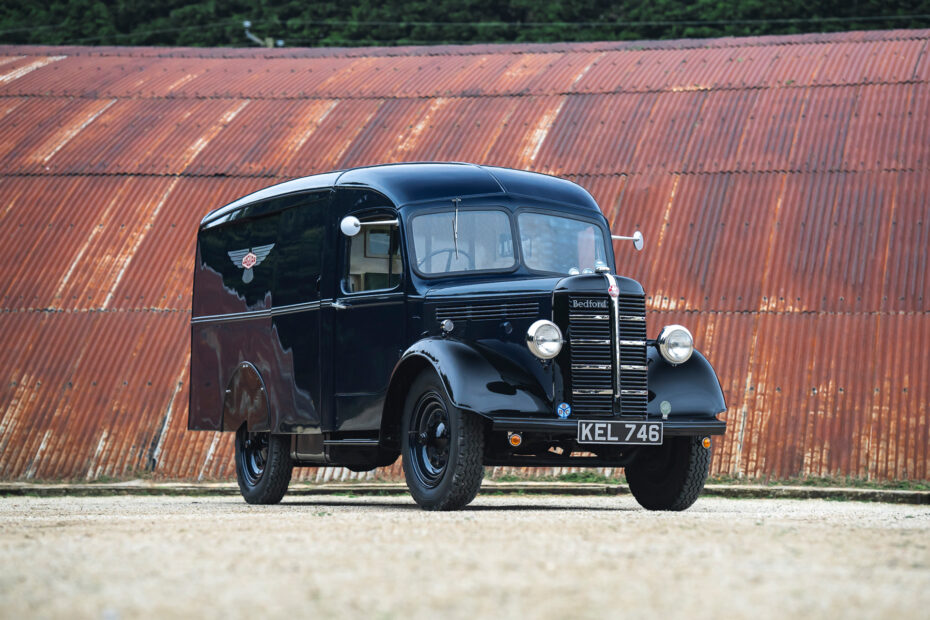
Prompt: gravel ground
<box><xmin>1</xmin><ymin>493</ymin><xmax>928</xmax><ymax>619</ymax></box>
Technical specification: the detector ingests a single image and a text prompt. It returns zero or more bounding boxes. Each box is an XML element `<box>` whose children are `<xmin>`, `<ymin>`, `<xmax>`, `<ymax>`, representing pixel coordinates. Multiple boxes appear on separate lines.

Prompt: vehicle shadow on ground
<box><xmin>278</xmin><ymin>499</ymin><xmax>635</xmax><ymax>512</ymax></box>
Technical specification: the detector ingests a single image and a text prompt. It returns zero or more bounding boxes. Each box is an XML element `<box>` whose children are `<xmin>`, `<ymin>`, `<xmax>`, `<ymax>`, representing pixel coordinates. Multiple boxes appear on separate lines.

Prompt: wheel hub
<box><xmin>407</xmin><ymin>391</ymin><xmax>451</xmax><ymax>488</ymax></box>
<box><xmin>237</xmin><ymin>430</ymin><xmax>269</xmax><ymax>487</ymax></box>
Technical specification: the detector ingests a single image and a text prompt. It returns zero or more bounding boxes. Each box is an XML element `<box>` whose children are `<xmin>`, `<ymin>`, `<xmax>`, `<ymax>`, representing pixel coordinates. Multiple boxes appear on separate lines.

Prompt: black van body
<box><xmin>190</xmin><ymin>163</ymin><xmax>726</xmax><ymax>510</ymax></box>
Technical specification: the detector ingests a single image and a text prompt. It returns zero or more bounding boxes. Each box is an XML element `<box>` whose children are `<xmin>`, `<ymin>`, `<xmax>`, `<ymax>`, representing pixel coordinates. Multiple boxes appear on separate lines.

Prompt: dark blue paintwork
<box><xmin>646</xmin><ymin>349</ymin><xmax>727</xmax><ymax>418</ymax></box>
<box><xmin>199</xmin><ymin>162</ymin><xmax>600</xmax><ymax>229</ymax></box>
<box><xmin>189</xmin><ymin>162</ymin><xmax>726</xmax><ymax>468</ymax></box>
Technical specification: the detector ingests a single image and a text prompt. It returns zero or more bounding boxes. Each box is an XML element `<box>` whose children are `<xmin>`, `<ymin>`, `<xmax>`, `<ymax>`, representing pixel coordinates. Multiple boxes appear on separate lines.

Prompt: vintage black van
<box><xmin>189</xmin><ymin>163</ymin><xmax>726</xmax><ymax>511</ymax></box>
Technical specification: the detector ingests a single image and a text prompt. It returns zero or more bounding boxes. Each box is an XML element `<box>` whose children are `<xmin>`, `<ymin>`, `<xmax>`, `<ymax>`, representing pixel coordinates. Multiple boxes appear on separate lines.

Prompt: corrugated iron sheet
<box><xmin>0</xmin><ymin>28</ymin><xmax>927</xmax><ymax>482</ymax></box>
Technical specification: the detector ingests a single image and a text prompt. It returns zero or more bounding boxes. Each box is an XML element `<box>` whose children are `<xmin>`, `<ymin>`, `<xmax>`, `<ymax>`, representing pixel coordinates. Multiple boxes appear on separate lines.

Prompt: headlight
<box><xmin>657</xmin><ymin>324</ymin><xmax>693</xmax><ymax>365</ymax></box>
<box><xmin>526</xmin><ymin>320</ymin><xmax>563</xmax><ymax>359</ymax></box>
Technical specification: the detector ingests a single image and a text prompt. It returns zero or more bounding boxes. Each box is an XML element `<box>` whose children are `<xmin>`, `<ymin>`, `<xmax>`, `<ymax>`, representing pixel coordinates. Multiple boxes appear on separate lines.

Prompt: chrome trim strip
<box><xmin>572</xmin><ymin>339</ymin><xmax>611</xmax><ymax>345</ymax></box>
<box><xmin>273</xmin><ymin>300</ymin><xmax>322</xmax><ymax>316</ymax></box>
<box><xmin>573</xmin><ymin>389</ymin><xmax>613</xmax><ymax>396</ymax></box>
<box><xmin>572</xmin><ymin>364</ymin><xmax>611</xmax><ymax>370</ymax></box>
<box><xmin>569</xmin><ymin>315</ymin><xmax>609</xmax><ymax>321</ymax></box>
<box><xmin>192</xmin><ymin>299</ymin><xmax>329</xmax><ymax>324</ymax></box>
<box><xmin>620</xmin><ymin>364</ymin><xmax>648</xmax><ymax>371</ymax></box>
<box><xmin>190</xmin><ymin>308</ymin><xmax>270</xmax><ymax>324</ymax></box>
<box><xmin>618</xmin><ymin>315</ymin><xmax>646</xmax><ymax>322</ymax></box>
<box><xmin>620</xmin><ymin>389</ymin><xmax>649</xmax><ymax>396</ymax></box>
<box><xmin>619</xmin><ymin>340</ymin><xmax>646</xmax><ymax>346</ymax></box>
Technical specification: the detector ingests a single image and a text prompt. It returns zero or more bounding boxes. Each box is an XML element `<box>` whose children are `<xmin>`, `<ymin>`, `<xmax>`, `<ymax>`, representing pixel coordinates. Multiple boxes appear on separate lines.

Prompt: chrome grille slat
<box><xmin>568</xmin><ymin>327</ymin><xmax>611</xmax><ymax>339</ymax></box>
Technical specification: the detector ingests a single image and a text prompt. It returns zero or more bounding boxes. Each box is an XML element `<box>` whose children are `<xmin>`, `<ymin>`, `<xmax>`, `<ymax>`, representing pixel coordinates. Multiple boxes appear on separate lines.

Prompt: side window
<box><xmin>344</xmin><ymin>219</ymin><xmax>402</xmax><ymax>293</ymax></box>
<box><xmin>274</xmin><ymin>191</ymin><xmax>330</xmax><ymax>306</ymax></box>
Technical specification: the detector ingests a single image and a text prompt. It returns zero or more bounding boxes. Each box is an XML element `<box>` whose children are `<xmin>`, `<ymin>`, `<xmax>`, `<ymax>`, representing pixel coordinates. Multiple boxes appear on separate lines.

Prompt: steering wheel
<box><xmin>417</xmin><ymin>248</ymin><xmax>474</xmax><ymax>272</ymax></box>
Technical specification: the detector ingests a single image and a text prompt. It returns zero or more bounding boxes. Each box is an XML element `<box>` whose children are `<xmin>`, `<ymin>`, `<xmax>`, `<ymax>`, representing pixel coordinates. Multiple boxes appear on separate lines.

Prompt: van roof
<box><xmin>199</xmin><ymin>162</ymin><xmax>600</xmax><ymax>227</ymax></box>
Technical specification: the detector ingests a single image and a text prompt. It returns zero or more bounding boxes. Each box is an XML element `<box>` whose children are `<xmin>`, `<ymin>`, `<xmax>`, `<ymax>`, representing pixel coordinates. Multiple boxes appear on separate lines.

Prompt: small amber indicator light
<box><xmin>508</xmin><ymin>433</ymin><xmax>523</xmax><ymax>447</ymax></box>
<box><xmin>702</xmin><ymin>437</ymin><xmax>711</xmax><ymax>449</ymax></box>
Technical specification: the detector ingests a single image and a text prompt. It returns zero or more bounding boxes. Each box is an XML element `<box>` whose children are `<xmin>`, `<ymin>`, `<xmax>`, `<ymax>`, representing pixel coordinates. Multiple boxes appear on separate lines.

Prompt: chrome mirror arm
<box><xmin>339</xmin><ymin>216</ymin><xmax>399</xmax><ymax>237</ymax></box>
<box><xmin>611</xmin><ymin>230</ymin><xmax>644</xmax><ymax>251</ymax></box>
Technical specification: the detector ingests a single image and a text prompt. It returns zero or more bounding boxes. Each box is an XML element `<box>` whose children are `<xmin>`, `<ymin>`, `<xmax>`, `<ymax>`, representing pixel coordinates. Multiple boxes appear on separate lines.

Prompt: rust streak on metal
<box><xmin>0</xmin><ymin>55</ymin><xmax>65</xmax><ymax>84</ymax></box>
<box><xmin>101</xmin><ymin>177</ymin><xmax>180</xmax><ymax>309</ymax></box>
<box><xmin>521</xmin><ymin>97</ymin><xmax>565</xmax><ymax>167</ymax></box>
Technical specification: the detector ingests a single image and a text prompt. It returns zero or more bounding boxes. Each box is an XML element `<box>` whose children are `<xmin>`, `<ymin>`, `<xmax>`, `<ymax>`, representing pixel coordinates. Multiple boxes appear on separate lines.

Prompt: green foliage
<box><xmin>1</xmin><ymin>0</ymin><xmax>929</xmax><ymax>46</ymax></box>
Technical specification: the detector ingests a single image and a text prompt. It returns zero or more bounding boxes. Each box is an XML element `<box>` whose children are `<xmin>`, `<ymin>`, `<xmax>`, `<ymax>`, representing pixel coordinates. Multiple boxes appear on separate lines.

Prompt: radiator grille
<box><xmin>568</xmin><ymin>297</ymin><xmax>613</xmax><ymax>415</ymax></box>
<box><xmin>435</xmin><ymin>301</ymin><xmax>539</xmax><ymax>322</ymax></box>
<box><xmin>567</xmin><ymin>293</ymin><xmax>648</xmax><ymax>417</ymax></box>
<box><xmin>617</xmin><ymin>293</ymin><xmax>648</xmax><ymax>416</ymax></box>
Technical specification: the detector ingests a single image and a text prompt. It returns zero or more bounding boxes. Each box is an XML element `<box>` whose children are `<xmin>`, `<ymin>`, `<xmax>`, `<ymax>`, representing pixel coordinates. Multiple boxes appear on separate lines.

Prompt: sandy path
<box><xmin>1</xmin><ymin>494</ymin><xmax>927</xmax><ymax>619</ymax></box>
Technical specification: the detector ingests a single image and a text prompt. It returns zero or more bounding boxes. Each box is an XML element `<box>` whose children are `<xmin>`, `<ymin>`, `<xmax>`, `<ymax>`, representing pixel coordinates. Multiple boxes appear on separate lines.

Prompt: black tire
<box><xmin>235</xmin><ymin>426</ymin><xmax>293</xmax><ymax>505</ymax></box>
<box><xmin>625</xmin><ymin>436</ymin><xmax>710</xmax><ymax>511</ymax></box>
<box><xmin>401</xmin><ymin>371</ymin><xmax>485</xmax><ymax>510</ymax></box>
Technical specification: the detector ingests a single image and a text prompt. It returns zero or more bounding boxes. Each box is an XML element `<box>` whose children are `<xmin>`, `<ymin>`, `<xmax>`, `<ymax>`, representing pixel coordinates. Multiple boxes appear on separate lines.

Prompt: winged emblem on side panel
<box><xmin>228</xmin><ymin>243</ymin><xmax>275</xmax><ymax>283</ymax></box>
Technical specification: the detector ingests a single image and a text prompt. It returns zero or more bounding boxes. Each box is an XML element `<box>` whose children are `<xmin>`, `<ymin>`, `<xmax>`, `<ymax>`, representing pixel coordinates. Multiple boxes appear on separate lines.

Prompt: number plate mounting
<box><xmin>576</xmin><ymin>420</ymin><xmax>663</xmax><ymax>445</ymax></box>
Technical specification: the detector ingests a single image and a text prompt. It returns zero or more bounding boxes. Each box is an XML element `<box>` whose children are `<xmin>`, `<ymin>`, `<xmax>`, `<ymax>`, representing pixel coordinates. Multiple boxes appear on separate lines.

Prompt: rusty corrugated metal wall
<box><xmin>1</xmin><ymin>29</ymin><xmax>927</xmax><ymax>482</ymax></box>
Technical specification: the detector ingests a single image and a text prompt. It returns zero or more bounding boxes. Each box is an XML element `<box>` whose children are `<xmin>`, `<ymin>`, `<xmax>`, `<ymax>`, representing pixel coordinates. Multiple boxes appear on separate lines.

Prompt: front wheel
<box><xmin>401</xmin><ymin>372</ymin><xmax>485</xmax><ymax>510</ymax></box>
<box><xmin>625</xmin><ymin>436</ymin><xmax>710</xmax><ymax>511</ymax></box>
<box><xmin>235</xmin><ymin>426</ymin><xmax>293</xmax><ymax>504</ymax></box>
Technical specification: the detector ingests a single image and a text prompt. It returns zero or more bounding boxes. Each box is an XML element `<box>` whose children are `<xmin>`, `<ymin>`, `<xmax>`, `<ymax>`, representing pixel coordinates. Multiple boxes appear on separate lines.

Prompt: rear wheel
<box><xmin>625</xmin><ymin>436</ymin><xmax>710</xmax><ymax>511</ymax></box>
<box><xmin>401</xmin><ymin>372</ymin><xmax>484</xmax><ymax>510</ymax></box>
<box><xmin>235</xmin><ymin>426</ymin><xmax>293</xmax><ymax>504</ymax></box>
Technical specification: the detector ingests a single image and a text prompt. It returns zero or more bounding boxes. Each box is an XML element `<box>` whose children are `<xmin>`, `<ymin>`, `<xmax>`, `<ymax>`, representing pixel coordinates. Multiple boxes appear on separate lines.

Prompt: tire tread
<box><xmin>428</xmin><ymin>412</ymin><xmax>484</xmax><ymax>511</ymax></box>
<box><xmin>402</xmin><ymin>372</ymin><xmax>485</xmax><ymax>511</ymax></box>
<box><xmin>626</xmin><ymin>436</ymin><xmax>710</xmax><ymax>511</ymax></box>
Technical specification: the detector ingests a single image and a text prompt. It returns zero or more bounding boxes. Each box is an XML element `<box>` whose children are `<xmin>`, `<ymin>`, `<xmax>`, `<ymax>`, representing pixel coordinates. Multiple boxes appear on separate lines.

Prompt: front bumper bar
<box><xmin>491</xmin><ymin>417</ymin><xmax>726</xmax><ymax>436</ymax></box>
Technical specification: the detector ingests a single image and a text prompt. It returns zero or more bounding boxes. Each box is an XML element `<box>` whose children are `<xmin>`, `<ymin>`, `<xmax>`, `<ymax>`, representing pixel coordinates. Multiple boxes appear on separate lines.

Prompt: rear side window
<box><xmin>194</xmin><ymin>191</ymin><xmax>329</xmax><ymax>315</ymax></box>
<box><xmin>410</xmin><ymin>210</ymin><xmax>515</xmax><ymax>275</ymax></box>
<box><xmin>274</xmin><ymin>191</ymin><xmax>329</xmax><ymax>305</ymax></box>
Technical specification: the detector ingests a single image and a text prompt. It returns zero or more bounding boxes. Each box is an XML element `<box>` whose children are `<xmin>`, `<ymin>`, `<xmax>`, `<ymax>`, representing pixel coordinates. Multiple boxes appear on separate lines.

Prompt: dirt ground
<box><xmin>1</xmin><ymin>493</ymin><xmax>927</xmax><ymax>619</ymax></box>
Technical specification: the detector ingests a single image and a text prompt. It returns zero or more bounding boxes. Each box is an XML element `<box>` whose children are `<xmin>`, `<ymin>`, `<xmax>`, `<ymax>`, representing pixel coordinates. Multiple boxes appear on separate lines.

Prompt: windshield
<box><xmin>518</xmin><ymin>212</ymin><xmax>609</xmax><ymax>275</ymax></box>
<box><xmin>411</xmin><ymin>210</ymin><xmax>516</xmax><ymax>275</ymax></box>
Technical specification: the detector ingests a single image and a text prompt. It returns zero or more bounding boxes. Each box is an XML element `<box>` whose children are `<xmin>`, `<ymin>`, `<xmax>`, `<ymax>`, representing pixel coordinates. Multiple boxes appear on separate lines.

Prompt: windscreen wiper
<box><xmin>451</xmin><ymin>197</ymin><xmax>461</xmax><ymax>259</ymax></box>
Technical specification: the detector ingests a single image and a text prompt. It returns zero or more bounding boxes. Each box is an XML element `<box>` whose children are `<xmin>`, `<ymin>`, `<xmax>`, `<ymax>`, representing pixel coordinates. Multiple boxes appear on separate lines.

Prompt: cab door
<box><xmin>328</xmin><ymin>190</ymin><xmax>407</xmax><ymax>432</ymax></box>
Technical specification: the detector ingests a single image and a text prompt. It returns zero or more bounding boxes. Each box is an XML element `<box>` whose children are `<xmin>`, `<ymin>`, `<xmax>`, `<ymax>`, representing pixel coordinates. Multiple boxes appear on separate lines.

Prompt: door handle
<box><xmin>331</xmin><ymin>300</ymin><xmax>347</xmax><ymax>311</ymax></box>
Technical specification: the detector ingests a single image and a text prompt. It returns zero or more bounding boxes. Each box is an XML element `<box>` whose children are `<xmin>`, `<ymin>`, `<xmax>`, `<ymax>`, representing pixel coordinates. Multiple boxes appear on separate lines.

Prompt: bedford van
<box><xmin>189</xmin><ymin>163</ymin><xmax>726</xmax><ymax>510</ymax></box>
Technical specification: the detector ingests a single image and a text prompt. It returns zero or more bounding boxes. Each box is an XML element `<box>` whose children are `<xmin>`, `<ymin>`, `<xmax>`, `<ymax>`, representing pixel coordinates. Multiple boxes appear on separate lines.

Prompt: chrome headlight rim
<box><xmin>526</xmin><ymin>319</ymin><xmax>563</xmax><ymax>360</ymax></box>
<box><xmin>657</xmin><ymin>324</ymin><xmax>693</xmax><ymax>365</ymax></box>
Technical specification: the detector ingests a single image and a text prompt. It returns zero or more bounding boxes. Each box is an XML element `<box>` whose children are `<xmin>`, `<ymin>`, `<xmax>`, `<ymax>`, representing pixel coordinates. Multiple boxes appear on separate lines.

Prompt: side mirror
<box><xmin>611</xmin><ymin>230</ymin><xmax>644</xmax><ymax>251</ymax></box>
<box><xmin>340</xmin><ymin>216</ymin><xmax>361</xmax><ymax>237</ymax></box>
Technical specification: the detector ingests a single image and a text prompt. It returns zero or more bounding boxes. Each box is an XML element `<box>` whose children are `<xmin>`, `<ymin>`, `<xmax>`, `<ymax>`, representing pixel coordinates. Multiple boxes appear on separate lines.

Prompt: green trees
<box><xmin>1</xmin><ymin>0</ymin><xmax>928</xmax><ymax>46</ymax></box>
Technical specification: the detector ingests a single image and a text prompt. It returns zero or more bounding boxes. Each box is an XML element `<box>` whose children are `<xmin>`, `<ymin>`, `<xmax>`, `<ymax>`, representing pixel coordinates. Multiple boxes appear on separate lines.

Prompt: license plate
<box><xmin>577</xmin><ymin>420</ymin><xmax>663</xmax><ymax>445</ymax></box>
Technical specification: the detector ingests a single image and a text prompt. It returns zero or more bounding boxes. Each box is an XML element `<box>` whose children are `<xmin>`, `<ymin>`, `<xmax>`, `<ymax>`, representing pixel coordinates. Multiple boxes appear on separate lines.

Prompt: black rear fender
<box><xmin>222</xmin><ymin>361</ymin><xmax>271</xmax><ymax>432</ymax></box>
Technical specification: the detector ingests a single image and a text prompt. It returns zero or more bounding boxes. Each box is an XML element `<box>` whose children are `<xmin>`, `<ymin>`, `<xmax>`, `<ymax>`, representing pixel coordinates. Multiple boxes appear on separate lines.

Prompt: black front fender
<box><xmin>647</xmin><ymin>347</ymin><xmax>726</xmax><ymax>419</ymax></box>
<box><xmin>390</xmin><ymin>337</ymin><xmax>553</xmax><ymax>417</ymax></box>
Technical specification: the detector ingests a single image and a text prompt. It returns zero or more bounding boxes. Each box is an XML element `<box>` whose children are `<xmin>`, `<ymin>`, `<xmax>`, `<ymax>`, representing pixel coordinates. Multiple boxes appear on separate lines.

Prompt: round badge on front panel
<box><xmin>556</xmin><ymin>402</ymin><xmax>572</xmax><ymax>419</ymax></box>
